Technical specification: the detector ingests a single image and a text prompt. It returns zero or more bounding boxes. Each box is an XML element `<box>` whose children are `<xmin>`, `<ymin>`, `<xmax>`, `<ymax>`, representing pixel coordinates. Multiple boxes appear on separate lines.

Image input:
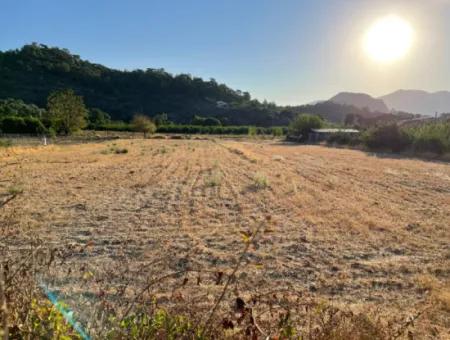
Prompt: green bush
<box><xmin>0</xmin><ymin>98</ymin><xmax>46</xmax><ymax>118</ymax></box>
<box><xmin>405</xmin><ymin>121</ymin><xmax>450</xmax><ymax>154</ymax></box>
<box><xmin>363</xmin><ymin>124</ymin><xmax>411</xmax><ymax>152</ymax></box>
<box><xmin>271</xmin><ymin>126</ymin><xmax>284</xmax><ymax>136</ymax></box>
<box><xmin>0</xmin><ymin>116</ymin><xmax>46</xmax><ymax>134</ymax></box>
<box><xmin>248</xmin><ymin>126</ymin><xmax>257</xmax><ymax>136</ymax></box>
<box><xmin>288</xmin><ymin>114</ymin><xmax>324</xmax><ymax>141</ymax></box>
<box><xmin>327</xmin><ymin>132</ymin><xmax>361</xmax><ymax>146</ymax></box>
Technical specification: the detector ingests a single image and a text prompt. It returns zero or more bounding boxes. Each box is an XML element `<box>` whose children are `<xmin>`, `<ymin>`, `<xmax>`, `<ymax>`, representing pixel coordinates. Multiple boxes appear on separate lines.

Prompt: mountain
<box><xmin>379</xmin><ymin>90</ymin><xmax>450</xmax><ymax>116</ymax></box>
<box><xmin>329</xmin><ymin>92</ymin><xmax>389</xmax><ymax>113</ymax></box>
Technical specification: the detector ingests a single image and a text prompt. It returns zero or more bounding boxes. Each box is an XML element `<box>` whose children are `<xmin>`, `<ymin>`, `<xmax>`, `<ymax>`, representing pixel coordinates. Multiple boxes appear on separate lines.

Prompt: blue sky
<box><xmin>1</xmin><ymin>0</ymin><xmax>449</xmax><ymax>105</ymax></box>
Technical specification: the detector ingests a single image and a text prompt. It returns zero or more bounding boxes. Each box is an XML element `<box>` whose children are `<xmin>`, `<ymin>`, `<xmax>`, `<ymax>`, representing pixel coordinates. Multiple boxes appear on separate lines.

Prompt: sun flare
<box><xmin>364</xmin><ymin>15</ymin><xmax>414</xmax><ymax>63</ymax></box>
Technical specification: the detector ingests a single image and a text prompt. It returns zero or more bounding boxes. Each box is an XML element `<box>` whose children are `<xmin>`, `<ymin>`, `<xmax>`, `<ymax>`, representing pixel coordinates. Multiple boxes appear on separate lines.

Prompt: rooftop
<box><xmin>311</xmin><ymin>128</ymin><xmax>359</xmax><ymax>133</ymax></box>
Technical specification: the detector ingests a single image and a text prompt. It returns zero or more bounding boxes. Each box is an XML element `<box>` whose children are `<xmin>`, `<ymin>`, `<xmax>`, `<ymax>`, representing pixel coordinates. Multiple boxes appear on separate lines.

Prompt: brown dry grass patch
<box><xmin>1</xmin><ymin>139</ymin><xmax>449</xmax><ymax>338</ymax></box>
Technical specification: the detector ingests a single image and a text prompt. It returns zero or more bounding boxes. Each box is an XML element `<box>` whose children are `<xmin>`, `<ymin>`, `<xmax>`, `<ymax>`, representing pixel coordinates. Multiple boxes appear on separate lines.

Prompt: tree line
<box><xmin>0</xmin><ymin>91</ymin><xmax>287</xmax><ymax>136</ymax></box>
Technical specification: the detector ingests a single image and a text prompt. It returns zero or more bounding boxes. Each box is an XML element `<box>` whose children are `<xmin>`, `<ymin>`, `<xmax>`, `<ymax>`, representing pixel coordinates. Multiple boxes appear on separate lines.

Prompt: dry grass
<box><xmin>1</xmin><ymin>139</ymin><xmax>449</xmax><ymax>338</ymax></box>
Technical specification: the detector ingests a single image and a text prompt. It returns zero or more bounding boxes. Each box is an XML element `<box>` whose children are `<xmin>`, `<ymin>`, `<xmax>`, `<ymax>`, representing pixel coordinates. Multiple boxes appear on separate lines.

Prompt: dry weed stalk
<box><xmin>0</xmin><ymin>263</ymin><xmax>7</xmax><ymax>340</ymax></box>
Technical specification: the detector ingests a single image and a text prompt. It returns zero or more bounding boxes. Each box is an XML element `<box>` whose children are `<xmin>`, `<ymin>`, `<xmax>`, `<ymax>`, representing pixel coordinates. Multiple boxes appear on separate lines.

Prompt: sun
<box><xmin>364</xmin><ymin>15</ymin><xmax>414</xmax><ymax>63</ymax></box>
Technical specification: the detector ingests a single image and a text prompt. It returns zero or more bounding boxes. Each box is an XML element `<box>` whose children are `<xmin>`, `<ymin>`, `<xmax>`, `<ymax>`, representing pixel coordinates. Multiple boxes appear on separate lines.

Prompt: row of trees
<box><xmin>0</xmin><ymin>90</ymin><xmax>159</xmax><ymax>136</ymax></box>
<box><xmin>0</xmin><ymin>89</ymin><xmax>286</xmax><ymax>136</ymax></box>
<box><xmin>0</xmin><ymin>94</ymin><xmax>110</xmax><ymax>134</ymax></box>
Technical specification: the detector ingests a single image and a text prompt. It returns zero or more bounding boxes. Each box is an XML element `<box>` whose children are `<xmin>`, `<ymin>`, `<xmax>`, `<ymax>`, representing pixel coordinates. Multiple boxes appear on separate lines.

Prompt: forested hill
<box><xmin>0</xmin><ymin>43</ymin><xmax>282</xmax><ymax>125</ymax></box>
<box><xmin>0</xmin><ymin>43</ymin><xmax>391</xmax><ymax>126</ymax></box>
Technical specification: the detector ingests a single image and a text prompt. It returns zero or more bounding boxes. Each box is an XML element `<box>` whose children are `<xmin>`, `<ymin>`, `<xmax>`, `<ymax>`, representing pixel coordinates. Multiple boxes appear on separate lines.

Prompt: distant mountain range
<box><xmin>380</xmin><ymin>90</ymin><xmax>450</xmax><ymax>116</ymax></box>
<box><xmin>329</xmin><ymin>90</ymin><xmax>450</xmax><ymax>116</ymax></box>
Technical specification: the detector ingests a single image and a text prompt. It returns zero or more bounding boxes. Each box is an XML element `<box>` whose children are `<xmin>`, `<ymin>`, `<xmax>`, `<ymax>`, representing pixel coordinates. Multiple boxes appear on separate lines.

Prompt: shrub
<box><xmin>0</xmin><ymin>98</ymin><xmax>46</xmax><ymax>118</ymax></box>
<box><xmin>0</xmin><ymin>116</ymin><xmax>46</xmax><ymax>134</ymax></box>
<box><xmin>288</xmin><ymin>114</ymin><xmax>324</xmax><ymax>141</ymax></box>
<box><xmin>363</xmin><ymin>124</ymin><xmax>411</xmax><ymax>152</ymax></box>
<box><xmin>191</xmin><ymin>115</ymin><xmax>222</xmax><ymax>126</ymax></box>
<box><xmin>271</xmin><ymin>127</ymin><xmax>284</xmax><ymax>137</ymax></box>
<box><xmin>405</xmin><ymin>121</ymin><xmax>450</xmax><ymax>154</ymax></box>
<box><xmin>23</xmin><ymin>116</ymin><xmax>46</xmax><ymax>134</ymax></box>
<box><xmin>327</xmin><ymin>132</ymin><xmax>361</xmax><ymax>146</ymax></box>
<box><xmin>88</xmin><ymin>108</ymin><xmax>111</xmax><ymax>128</ymax></box>
<box><xmin>131</xmin><ymin>114</ymin><xmax>157</xmax><ymax>137</ymax></box>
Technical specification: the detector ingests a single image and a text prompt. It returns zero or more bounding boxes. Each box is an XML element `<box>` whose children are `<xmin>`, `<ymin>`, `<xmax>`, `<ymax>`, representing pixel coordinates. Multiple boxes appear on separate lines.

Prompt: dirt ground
<box><xmin>1</xmin><ymin>138</ymin><xmax>449</xmax><ymax>337</ymax></box>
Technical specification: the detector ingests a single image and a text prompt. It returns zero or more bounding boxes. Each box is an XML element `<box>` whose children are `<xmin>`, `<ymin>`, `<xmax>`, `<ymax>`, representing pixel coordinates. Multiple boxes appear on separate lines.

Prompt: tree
<box><xmin>191</xmin><ymin>115</ymin><xmax>221</xmax><ymax>126</ymax></box>
<box><xmin>88</xmin><ymin>108</ymin><xmax>111</xmax><ymax>128</ymax></box>
<box><xmin>131</xmin><ymin>114</ymin><xmax>156</xmax><ymax>138</ymax></box>
<box><xmin>153</xmin><ymin>113</ymin><xmax>170</xmax><ymax>126</ymax></box>
<box><xmin>46</xmin><ymin>89</ymin><xmax>88</xmax><ymax>134</ymax></box>
<box><xmin>0</xmin><ymin>98</ymin><xmax>46</xmax><ymax>118</ymax></box>
<box><xmin>288</xmin><ymin>114</ymin><xmax>324</xmax><ymax>141</ymax></box>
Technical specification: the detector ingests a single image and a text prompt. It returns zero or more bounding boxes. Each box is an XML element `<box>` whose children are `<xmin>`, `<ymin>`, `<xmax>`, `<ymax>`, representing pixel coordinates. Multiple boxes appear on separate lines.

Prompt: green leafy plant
<box><xmin>288</xmin><ymin>114</ymin><xmax>324</xmax><ymax>141</ymax></box>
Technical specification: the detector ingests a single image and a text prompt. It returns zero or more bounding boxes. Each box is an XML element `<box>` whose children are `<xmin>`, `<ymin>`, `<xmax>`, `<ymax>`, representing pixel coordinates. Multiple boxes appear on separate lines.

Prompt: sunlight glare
<box><xmin>364</xmin><ymin>15</ymin><xmax>414</xmax><ymax>63</ymax></box>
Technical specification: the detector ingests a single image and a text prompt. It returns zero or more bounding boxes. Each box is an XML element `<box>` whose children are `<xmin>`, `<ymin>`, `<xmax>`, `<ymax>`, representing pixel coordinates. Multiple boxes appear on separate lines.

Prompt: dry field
<box><xmin>1</xmin><ymin>138</ymin><xmax>449</xmax><ymax>338</ymax></box>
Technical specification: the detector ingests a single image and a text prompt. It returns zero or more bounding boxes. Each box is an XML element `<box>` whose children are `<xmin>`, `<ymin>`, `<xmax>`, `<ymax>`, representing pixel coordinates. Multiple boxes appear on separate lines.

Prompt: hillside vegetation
<box><xmin>0</xmin><ymin>43</ymin><xmax>402</xmax><ymax>126</ymax></box>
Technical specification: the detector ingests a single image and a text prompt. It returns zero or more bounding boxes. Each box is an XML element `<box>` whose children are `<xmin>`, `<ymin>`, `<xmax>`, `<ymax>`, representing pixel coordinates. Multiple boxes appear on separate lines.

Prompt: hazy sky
<box><xmin>1</xmin><ymin>0</ymin><xmax>449</xmax><ymax>105</ymax></box>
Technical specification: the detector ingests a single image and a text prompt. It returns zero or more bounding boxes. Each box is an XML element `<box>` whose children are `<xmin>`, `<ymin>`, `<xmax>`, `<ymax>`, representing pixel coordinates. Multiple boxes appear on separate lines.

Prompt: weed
<box><xmin>107</xmin><ymin>309</ymin><xmax>198</xmax><ymax>339</ymax></box>
<box><xmin>101</xmin><ymin>146</ymin><xmax>128</xmax><ymax>154</ymax></box>
<box><xmin>252</xmin><ymin>173</ymin><xmax>269</xmax><ymax>190</ymax></box>
<box><xmin>7</xmin><ymin>185</ymin><xmax>23</xmax><ymax>195</ymax></box>
<box><xmin>205</xmin><ymin>170</ymin><xmax>222</xmax><ymax>187</ymax></box>
<box><xmin>0</xmin><ymin>139</ymin><xmax>12</xmax><ymax>147</ymax></box>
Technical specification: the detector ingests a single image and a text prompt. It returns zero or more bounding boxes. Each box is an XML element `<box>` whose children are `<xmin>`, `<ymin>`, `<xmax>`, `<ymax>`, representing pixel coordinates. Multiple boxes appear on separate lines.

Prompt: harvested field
<box><xmin>1</xmin><ymin>139</ymin><xmax>449</xmax><ymax>338</ymax></box>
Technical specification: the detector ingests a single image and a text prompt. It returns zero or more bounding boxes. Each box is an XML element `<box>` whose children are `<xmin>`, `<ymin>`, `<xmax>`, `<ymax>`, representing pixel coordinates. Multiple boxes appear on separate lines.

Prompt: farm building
<box><xmin>308</xmin><ymin>128</ymin><xmax>359</xmax><ymax>143</ymax></box>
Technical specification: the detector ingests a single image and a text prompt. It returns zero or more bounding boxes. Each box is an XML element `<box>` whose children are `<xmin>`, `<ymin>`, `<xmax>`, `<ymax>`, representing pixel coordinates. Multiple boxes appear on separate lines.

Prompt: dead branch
<box><xmin>0</xmin><ymin>195</ymin><xmax>17</xmax><ymax>209</ymax></box>
<box><xmin>202</xmin><ymin>220</ymin><xmax>266</xmax><ymax>334</ymax></box>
